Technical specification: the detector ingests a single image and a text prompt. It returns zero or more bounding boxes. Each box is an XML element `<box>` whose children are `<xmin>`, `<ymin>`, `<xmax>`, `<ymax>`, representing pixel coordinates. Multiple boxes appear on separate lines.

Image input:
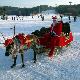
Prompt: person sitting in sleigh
<box><xmin>50</xmin><ymin>16</ymin><xmax>63</xmax><ymax>37</ymax></box>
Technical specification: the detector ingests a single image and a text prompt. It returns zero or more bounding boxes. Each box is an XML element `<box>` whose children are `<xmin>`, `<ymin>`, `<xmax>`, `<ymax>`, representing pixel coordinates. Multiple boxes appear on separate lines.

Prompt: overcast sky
<box><xmin>0</xmin><ymin>0</ymin><xmax>80</xmax><ymax>8</ymax></box>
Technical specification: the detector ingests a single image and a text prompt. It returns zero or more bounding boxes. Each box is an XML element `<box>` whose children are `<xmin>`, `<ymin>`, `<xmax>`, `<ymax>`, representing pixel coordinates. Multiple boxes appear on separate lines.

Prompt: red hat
<box><xmin>52</xmin><ymin>16</ymin><xmax>57</xmax><ymax>20</ymax></box>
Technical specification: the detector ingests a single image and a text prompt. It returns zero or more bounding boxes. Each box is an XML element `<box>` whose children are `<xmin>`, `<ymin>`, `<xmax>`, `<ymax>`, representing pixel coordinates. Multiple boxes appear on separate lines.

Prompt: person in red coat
<box><xmin>50</xmin><ymin>16</ymin><xmax>63</xmax><ymax>36</ymax></box>
<box><xmin>48</xmin><ymin>16</ymin><xmax>63</xmax><ymax>57</ymax></box>
<box><xmin>50</xmin><ymin>16</ymin><xmax>57</xmax><ymax>36</ymax></box>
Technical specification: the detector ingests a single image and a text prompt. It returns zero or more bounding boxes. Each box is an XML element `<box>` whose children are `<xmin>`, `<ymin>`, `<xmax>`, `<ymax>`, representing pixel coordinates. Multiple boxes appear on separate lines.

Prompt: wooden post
<box><xmin>14</xmin><ymin>25</ymin><xmax>15</xmax><ymax>36</ymax></box>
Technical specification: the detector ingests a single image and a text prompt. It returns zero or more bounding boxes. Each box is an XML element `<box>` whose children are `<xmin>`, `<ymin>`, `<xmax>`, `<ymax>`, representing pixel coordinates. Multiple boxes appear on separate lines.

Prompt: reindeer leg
<box><xmin>33</xmin><ymin>50</ymin><xmax>37</xmax><ymax>63</ymax></box>
<box><xmin>21</xmin><ymin>54</ymin><xmax>25</xmax><ymax>68</ymax></box>
<box><xmin>11</xmin><ymin>56</ymin><xmax>17</xmax><ymax>68</ymax></box>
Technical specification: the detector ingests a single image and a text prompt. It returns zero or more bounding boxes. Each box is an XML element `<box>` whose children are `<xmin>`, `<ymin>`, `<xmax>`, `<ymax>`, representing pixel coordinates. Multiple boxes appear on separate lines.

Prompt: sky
<box><xmin>0</xmin><ymin>0</ymin><xmax>80</xmax><ymax>8</ymax></box>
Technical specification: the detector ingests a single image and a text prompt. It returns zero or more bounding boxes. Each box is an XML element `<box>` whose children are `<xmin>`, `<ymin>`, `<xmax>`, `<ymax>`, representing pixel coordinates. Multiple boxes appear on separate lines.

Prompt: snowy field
<box><xmin>0</xmin><ymin>14</ymin><xmax>80</xmax><ymax>80</ymax></box>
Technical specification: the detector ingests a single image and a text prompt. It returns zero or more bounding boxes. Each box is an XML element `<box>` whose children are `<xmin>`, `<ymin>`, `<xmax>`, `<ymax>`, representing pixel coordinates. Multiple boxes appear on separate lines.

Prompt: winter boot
<box><xmin>33</xmin><ymin>51</ymin><xmax>37</xmax><ymax>63</ymax></box>
<box><xmin>22</xmin><ymin>64</ymin><xmax>25</xmax><ymax>68</ymax></box>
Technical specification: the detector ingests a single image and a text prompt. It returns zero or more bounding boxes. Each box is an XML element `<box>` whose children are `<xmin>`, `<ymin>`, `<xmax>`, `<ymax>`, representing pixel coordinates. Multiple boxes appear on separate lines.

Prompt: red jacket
<box><xmin>50</xmin><ymin>21</ymin><xmax>63</xmax><ymax>36</ymax></box>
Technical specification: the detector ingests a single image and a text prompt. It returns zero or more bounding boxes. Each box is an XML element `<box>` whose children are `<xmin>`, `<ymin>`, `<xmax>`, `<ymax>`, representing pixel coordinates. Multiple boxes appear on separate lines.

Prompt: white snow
<box><xmin>0</xmin><ymin>14</ymin><xmax>80</xmax><ymax>80</ymax></box>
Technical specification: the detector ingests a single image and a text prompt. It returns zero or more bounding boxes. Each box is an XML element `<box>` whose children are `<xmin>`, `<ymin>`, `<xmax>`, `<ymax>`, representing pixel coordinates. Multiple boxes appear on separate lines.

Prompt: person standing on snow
<box><xmin>74</xmin><ymin>16</ymin><xmax>77</xmax><ymax>22</ymax></box>
<box><xmin>60</xmin><ymin>14</ymin><xmax>63</xmax><ymax>21</ymax></box>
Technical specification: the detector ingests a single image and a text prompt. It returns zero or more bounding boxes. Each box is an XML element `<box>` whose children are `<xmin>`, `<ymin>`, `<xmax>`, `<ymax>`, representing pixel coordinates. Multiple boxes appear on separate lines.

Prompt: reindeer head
<box><xmin>4</xmin><ymin>39</ymin><xmax>13</xmax><ymax>56</ymax></box>
<box><xmin>5</xmin><ymin>43</ymin><xmax>13</xmax><ymax>56</ymax></box>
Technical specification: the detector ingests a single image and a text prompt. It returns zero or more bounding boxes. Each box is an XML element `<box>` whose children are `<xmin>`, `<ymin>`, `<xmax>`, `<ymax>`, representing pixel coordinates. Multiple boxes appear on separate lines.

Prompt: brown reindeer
<box><xmin>5</xmin><ymin>34</ymin><xmax>41</xmax><ymax>68</ymax></box>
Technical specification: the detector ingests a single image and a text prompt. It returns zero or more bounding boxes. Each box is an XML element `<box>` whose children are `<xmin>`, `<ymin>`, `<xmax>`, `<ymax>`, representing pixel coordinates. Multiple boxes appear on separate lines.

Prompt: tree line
<box><xmin>0</xmin><ymin>5</ymin><xmax>54</xmax><ymax>16</ymax></box>
<box><xmin>55</xmin><ymin>4</ymin><xmax>80</xmax><ymax>16</ymax></box>
<box><xmin>1</xmin><ymin>4</ymin><xmax>80</xmax><ymax>17</ymax></box>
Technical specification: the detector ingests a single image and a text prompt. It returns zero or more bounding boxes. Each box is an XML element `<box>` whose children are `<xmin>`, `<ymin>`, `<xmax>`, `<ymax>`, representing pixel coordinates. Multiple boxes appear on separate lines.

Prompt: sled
<box><xmin>37</xmin><ymin>21</ymin><xmax>73</xmax><ymax>57</ymax></box>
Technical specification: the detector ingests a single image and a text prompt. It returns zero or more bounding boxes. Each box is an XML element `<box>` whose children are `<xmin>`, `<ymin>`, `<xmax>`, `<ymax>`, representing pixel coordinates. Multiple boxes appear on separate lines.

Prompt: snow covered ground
<box><xmin>0</xmin><ymin>14</ymin><xmax>80</xmax><ymax>80</ymax></box>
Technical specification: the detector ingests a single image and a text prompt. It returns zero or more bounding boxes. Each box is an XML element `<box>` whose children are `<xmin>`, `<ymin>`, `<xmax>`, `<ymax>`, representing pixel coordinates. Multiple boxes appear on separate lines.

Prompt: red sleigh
<box><xmin>38</xmin><ymin>21</ymin><xmax>73</xmax><ymax>57</ymax></box>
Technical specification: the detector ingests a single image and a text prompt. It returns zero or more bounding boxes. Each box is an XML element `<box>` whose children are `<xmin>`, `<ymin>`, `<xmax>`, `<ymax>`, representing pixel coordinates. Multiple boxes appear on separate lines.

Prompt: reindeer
<box><xmin>5</xmin><ymin>33</ymin><xmax>41</xmax><ymax>68</ymax></box>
